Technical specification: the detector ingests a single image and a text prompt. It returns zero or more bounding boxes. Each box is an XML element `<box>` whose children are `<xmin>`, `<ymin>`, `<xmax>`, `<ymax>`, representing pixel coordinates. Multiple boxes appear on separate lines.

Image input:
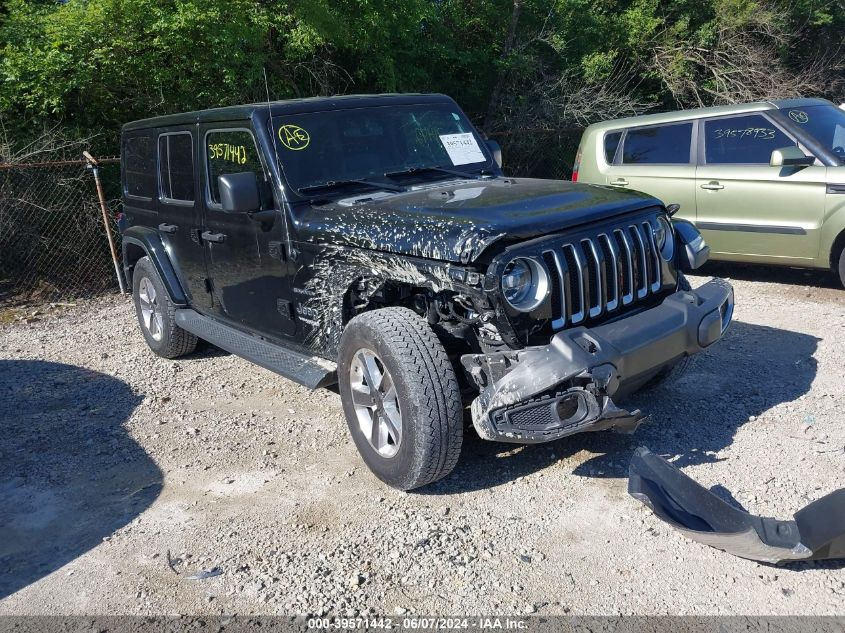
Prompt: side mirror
<box><xmin>770</xmin><ymin>146</ymin><xmax>814</xmax><ymax>167</ymax></box>
<box><xmin>486</xmin><ymin>139</ymin><xmax>502</xmax><ymax>168</ymax></box>
<box><xmin>219</xmin><ymin>172</ymin><xmax>261</xmax><ymax>213</ymax></box>
<box><xmin>672</xmin><ymin>218</ymin><xmax>710</xmax><ymax>271</ymax></box>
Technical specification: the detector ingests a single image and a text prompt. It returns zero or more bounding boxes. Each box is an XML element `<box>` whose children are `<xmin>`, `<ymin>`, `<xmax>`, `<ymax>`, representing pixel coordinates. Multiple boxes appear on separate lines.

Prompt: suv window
<box><xmin>124</xmin><ymin>135</ymin><xmax>155</xmax><ymax>199</ymax></box>
<box><xmin>206</xmin><ymin>129</ymin><xmax>271</xmax><ymax>208</ymax></box>
<box><xmin>604</xmin><ymin>131</ymin><xmax>622</xmax><ymax>163</ymax></box>
<box><xmin>159</xmin><ymin>133</ymin><xmax>195</xmax><ymax>203</ymax></box>
<box><xmin>622</xmin><ymin>123</ymin><xmax>692</xmax><ymax>165</ymax></box>
<box><xmin>704</xmin><ymin>114</ymin><xmax>795</xmax><ymax>164</ymax></box>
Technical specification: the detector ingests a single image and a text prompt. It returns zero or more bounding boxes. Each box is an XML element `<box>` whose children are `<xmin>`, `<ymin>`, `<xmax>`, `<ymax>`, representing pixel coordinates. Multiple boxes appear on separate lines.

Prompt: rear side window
<box><xmin>604</xmin><ymin>131</ymin><xmax>622</xmax><ymax>163</ymax></box>
<box><xmin>704</xmin><ymin>114</ymin><xmax>796</xmax><ymax>164</ymax></box>
<box><xmin>622</xmin><ymin>123</ymin><xmax>692</xmax><ymax>164</ymax></box>
<box><xmin>124</xmin><ymin>135</ymin><xmax>155</xmax><ymax>198</ymax></box>
<box><xmin>206</xmin><ymin>129</ymin><xmax>270</xmax><ymax>208</ymax></box>
<box><xmin>158</xmin><ymin>133</ymin><xmax>195</xmax><ymax>203</ymax></box>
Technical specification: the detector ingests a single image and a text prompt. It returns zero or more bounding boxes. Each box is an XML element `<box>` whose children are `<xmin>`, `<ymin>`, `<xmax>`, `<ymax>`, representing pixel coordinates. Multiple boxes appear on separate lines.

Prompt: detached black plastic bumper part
<box><xmin>628</xmin><ymin>447</ymin><xmax>845</xmax><ymax>563</ymax></box>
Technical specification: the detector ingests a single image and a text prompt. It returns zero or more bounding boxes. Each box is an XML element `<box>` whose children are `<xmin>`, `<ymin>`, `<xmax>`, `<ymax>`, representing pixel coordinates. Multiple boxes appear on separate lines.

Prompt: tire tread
<box><xmin>133</xmin><ymin>257</ymin><xmax>198</xmax><ymax>359</ymax></box>
<box><xmin>346</xmin><ymin>307</ymin><xmax>462</xmax><ymax>489</ymax></box>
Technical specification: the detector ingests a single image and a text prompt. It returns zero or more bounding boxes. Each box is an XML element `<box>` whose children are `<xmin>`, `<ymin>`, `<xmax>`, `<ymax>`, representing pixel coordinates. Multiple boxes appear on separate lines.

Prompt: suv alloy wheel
<box><xmin>338</xmin><ymin>308</ymin><xmax>463</xmax><ymax>490</ymax></box>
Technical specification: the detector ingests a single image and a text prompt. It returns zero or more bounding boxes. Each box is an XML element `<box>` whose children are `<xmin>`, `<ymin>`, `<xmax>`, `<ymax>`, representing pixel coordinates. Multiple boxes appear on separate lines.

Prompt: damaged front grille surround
<box><xmin>488</xmin><ymin>208</ymin><xmax>678</xmax><ymax>347</ymax></box>
<box><xmin>542</xmin><ymin>220</ymin><xmax>664</xmax><ymax>329</ymax></box>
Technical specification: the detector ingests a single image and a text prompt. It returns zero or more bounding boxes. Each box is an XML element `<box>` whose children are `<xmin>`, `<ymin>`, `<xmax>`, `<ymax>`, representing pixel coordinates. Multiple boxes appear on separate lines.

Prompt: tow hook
<box><xmin>628</xmin><ymin>447</ymin><xmax>845</xmax><ymax>564</ymax></box>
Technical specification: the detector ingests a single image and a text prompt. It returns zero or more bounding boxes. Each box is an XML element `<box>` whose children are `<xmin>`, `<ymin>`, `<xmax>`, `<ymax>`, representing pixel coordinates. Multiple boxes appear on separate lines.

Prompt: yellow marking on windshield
<box><xmin>278</xmin><ymin>124</ymin><xmax>310</xmax><ymax>150</ymax></box>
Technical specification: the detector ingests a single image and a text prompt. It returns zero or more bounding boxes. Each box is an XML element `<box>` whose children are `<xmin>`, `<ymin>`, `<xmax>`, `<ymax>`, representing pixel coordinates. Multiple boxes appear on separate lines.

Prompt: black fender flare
<box><xmin>121</xmin><ymin>226</ymin><xmax>188</xmax><ymax>306</ymax></box>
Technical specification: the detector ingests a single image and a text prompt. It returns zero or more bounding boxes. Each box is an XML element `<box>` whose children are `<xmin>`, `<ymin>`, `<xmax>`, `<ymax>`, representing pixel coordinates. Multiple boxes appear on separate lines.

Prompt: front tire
<box><xmin>338</xmin><ymin>308</ymin><xmax>463</xmax><ymax>490</ymax></box>
<box><xmin>132</xmin><ymin>256</ymin><xmax>198</xmax><ymax>359</ymax></box>
<box><xmin>837</xmin><ymin>246</ymin><xmax>845</xmax><ymax>289</ymax></box>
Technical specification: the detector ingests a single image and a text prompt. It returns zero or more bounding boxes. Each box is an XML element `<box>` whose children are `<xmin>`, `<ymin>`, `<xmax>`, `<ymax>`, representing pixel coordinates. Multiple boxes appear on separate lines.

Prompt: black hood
<box><xmin>292</xmin><ymin>177</ymin><xmax>659</xmax><ymax>264</ymax></box>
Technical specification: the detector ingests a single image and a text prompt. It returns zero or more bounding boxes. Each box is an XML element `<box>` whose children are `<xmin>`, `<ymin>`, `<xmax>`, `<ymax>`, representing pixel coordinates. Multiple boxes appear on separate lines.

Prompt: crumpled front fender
<box><xmin>628</xmin><ymin>447</ymin><xmax>845</xmax><ymax>564</ymax></box>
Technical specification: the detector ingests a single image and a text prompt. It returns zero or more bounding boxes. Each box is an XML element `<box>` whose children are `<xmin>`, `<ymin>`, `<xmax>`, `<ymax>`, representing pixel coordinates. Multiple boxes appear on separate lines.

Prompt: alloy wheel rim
<box><xmin>138</xmin><ymin>277</ymin><xmax>164</xmax><ymax>342</ymax></box>
<box><xmin>349</xmin><ymin>349</ymin><xmax>402</xmax><ymax>458</ymax></box>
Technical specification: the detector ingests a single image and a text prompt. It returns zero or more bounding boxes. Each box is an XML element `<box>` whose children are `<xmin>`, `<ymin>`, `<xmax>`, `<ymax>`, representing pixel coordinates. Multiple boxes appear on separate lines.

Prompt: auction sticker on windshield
<box><xmin>439</xmin><ymin>132</ymin><xmax>485</xmax><ymax>165</ymax></box>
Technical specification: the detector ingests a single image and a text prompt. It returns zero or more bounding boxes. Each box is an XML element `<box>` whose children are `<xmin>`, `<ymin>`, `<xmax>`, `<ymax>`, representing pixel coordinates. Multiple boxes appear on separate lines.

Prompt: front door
<box><xmin>155</xmin><ymin>129</ymin><xmax>210</xmax><ymax>309</ymax></box>
<box><xmin>200</xmin><ymin>125</ymin><xmax>296</xmax><ymax>336</ymax></box>
<box><xmin>695</xmin><ymin>113</ymin><xmax>826</xmax><ymax>263</ymax></box>
<box><xmin>605</xmin><ymin>121</ymin><xmax>697</xmax><ymax>223</ymax></box>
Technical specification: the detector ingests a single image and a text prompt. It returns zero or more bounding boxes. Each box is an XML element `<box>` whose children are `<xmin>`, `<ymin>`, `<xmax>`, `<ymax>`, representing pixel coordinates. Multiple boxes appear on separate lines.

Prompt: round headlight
<box><xmin>501</xmin><ymin>257</ymin><xmax>549</xmax><ymax>312</ymax></box>
<box><xmin>654</xmin><ymin>215</ymin><xmax>675</xmax><ymax>260</ymax></box>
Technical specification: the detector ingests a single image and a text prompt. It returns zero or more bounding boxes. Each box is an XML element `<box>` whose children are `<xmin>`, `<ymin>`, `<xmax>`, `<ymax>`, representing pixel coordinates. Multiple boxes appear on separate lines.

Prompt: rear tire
<box><xmin>837</xmin><ymin>246</ymin><xmax>845</xmax><ymax>289</ymax></box>
<box><xmin>132</xmin><ymin>256</ymin><xmax>198</xmax><ymax>359</ymax></box>
<box><xmin>338</xmin><ymin>308</ymin><xmax>463</xmax><ymax>490</ymax></box>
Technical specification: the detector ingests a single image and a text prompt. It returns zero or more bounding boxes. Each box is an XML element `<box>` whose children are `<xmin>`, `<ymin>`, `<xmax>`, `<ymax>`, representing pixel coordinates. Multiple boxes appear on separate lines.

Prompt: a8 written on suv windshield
<box><xmin>270</xmin><ymin>104</ymin><xmax>492</xmax><ymax>196</ymax></box>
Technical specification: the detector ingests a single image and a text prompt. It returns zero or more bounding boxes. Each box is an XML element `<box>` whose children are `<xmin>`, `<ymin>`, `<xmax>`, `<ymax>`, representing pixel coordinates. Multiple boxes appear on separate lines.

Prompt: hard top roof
<box><xmin>585</xmin><ymin>97</ymin><xmax>834</xmax><ymax>132</ymax></box>
<box><xmin>123</xmin><ymin>93</ymin><xmax>456</xmax><ymax>132</ymax></box>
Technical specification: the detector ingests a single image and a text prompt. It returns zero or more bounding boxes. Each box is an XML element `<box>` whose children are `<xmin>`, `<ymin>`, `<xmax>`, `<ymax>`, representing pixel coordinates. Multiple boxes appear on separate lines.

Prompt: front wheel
<box><xmin>837</xmin><ymin>246</ymin><xmax>845</xmax><ymax>289</ymax></box>
<box><xmin>337</xmin><ymin>308</ymin><xmax>463</xmax><ymax>490</ymax></box>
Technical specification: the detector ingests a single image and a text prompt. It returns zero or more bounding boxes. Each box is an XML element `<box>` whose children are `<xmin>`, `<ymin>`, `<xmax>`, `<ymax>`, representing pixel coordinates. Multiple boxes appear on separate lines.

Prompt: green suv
<box><xmin>574</xmin><ymin>98</ymin><xmax>845</xmax><ymax>286</ymax></box>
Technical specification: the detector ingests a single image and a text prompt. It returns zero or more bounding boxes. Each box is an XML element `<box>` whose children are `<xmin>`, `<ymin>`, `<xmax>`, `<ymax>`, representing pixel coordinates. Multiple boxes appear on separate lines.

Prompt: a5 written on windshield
<box><xmin>270</xmin><ymin>105</ymin><xmax>492</xmax><ymax>193</ymax></box>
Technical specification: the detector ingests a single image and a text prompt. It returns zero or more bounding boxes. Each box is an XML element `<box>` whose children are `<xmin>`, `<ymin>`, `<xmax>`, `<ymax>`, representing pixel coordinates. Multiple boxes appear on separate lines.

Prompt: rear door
<box><xmin>695</xmin><ymin>112</ymin><xmax>826</xmax><ymax>263</ymax></box>
<box><xmin>199</xmin><ymin>125</ymin><xmax>296</xmax><ymax>336</ymax></box>
<box><xmin>605</xmin><ymin>121</ymin><xmax>697</xmax><ymax>223</ymax></box>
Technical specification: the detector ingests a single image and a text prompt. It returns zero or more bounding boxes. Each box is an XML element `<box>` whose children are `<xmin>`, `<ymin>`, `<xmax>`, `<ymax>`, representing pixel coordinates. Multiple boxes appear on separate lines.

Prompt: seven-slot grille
<box><xmin>540</xmin><ymin>219</ymin><xmax>663</xmax><ymax>329</ymax></box>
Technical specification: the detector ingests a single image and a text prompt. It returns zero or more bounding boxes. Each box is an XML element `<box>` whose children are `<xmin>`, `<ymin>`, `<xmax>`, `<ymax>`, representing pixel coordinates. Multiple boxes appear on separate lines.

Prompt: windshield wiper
<box><xmin>384</xmin><ymin>166</ymin><xmax>489</xmax><ymax>181</ymax></box>
<box><xmin>298</xmin><ymin>178</ymin><xmax>405</xmax><ymax>197</ymax></box>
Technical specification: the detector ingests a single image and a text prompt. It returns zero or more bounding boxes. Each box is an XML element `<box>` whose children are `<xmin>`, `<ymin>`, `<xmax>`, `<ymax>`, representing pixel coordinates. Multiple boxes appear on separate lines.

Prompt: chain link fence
<box><xmin>0</xmin><ymin>129</ymin><xmax>583</xmax><ymax>307</ymax></box>
<box><xmin>0</xmin><ymin>158</ymin><xmax>123</xmax><ymax>306</ymax></box>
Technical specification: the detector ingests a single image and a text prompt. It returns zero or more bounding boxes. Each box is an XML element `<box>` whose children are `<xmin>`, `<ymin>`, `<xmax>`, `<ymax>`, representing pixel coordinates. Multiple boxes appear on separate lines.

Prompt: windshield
<box><xmin>781</xmin><ymin>105</ymin><xmax>845</xmax><ymax>162</ymax></box>
<box><xmin>271</xmin><ymin>103</ymin><xmax>493</xmax><ymax>196</ymax></box>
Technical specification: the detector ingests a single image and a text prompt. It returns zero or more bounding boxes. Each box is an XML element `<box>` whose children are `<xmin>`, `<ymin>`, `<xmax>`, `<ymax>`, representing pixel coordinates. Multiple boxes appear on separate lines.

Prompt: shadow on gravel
<box><xmin>699</xmin><ymin>261</ymin><xmax>841</xmax><ymax>290</ymax></box>
<box><xmin>0</xmin><ymin>360</ymin><xmax>161</xmax><ymax>600</ymax></box>
<box><xmin>423</xmin><ymin>320</ymin><xmax>818</xmax><ymax>494</ymax></box>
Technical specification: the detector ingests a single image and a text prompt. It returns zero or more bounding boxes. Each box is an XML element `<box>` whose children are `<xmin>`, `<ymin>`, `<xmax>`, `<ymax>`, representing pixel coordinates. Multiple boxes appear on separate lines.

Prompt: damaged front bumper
<box><xmin>461</xmin><ymin>279</ymin><xmax>734</xmax><ymax>443</ymax></box>
<box><xmin>629</xmin><ymin>447</ymin><xmax>845</xmax><ymax>563</ymax></box>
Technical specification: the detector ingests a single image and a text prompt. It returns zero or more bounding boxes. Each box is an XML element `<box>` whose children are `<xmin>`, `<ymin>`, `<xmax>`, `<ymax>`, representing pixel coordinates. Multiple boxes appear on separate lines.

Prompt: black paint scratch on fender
<box><xmin>628</xmin><ymin>447</ymin><xmax>845</xmax><ymax>564</ymax></box>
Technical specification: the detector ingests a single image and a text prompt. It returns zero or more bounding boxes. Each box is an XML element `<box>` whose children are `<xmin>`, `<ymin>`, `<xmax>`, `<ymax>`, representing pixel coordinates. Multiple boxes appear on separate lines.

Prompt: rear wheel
<box><xmin>337</xmin><ymin>308</ymin><xmax>463</xmax><ymax>490</ymax></box>
<box><xmin>132</xmin><ymin>256</ymin><xmax>198</xmax><ymax>359</ymax></box>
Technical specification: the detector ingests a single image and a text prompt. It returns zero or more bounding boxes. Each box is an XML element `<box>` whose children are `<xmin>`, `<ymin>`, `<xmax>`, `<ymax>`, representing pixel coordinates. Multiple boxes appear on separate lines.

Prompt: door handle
<box><xmin>158</xmin><ymin>223</ymin><xmax>178</xmax><ymax>234</ymax></box>
<box><xmin>610</xmin><ymin>178</ymin><xmax>629</xmax><ymax>187</ymax></box>
<box><xmin>700</xmin><ymin>182</ymin><xmax>724</xmax><ymax>191</ymax></box>
<box><xmin>201</xmin><ymin>231</ymin><xmax>226</xmax><ymax>243</ymax></box>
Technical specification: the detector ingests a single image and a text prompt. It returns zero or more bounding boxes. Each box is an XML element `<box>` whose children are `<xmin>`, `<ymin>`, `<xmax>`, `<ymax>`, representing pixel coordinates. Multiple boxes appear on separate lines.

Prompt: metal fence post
<box><xmin>83</xmin><ymin>151</ymin><xmax>126</xmax><ymax>295</ymax></box>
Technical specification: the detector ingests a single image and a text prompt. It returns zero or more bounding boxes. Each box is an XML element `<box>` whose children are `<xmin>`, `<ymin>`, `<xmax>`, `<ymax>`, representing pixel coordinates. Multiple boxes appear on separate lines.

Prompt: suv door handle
<box><xmin>158</xmin><ymin>223</ymin><xmax>178</xmax><ymax>234</ymax></box>
<box><xmin>610</xmin><ymin>178</ymin><xmax>629</xmax><ymax>187</ymax></box>
<box><xmin>201</xmin><ymin>231</ymin><xmax>226</xmax><ymax>243</ymax></box>
<box><xmin>700</xmin><ymin>182</ymin><xmax>725</xmax><ymax>191</ymax></box>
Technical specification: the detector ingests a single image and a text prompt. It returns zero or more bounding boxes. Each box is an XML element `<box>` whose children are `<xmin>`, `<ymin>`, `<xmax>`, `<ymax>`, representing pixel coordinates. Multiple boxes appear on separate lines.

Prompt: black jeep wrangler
<box><xmin>120</xmin><ymin>93</ymin><xmax>733</xmax><ymax>490</ymax></box>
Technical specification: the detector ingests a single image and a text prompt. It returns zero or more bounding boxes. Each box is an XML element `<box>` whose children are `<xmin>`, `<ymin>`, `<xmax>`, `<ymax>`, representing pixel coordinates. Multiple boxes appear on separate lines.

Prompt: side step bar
<box><xmin>174</xmin><ymin>309</ymin><xmax>337</xmax><ymax>389</ymax></box>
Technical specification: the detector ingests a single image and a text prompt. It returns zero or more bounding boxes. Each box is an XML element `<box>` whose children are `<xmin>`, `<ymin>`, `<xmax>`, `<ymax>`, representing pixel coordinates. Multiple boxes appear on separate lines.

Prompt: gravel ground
<box><xmin>1</xmin><ymin>265</ymin><xmax>844</xmax><ymax>616</ymax></box>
